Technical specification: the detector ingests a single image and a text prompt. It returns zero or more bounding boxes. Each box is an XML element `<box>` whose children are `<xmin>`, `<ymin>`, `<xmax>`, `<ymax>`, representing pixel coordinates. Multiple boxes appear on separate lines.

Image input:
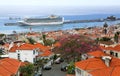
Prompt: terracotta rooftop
<box><xmin>17</xmin><ymin>43</ymin><xmax>36</xmax><ymax>50</ymax></box>
<box><xmin>39</xmin><ymin>50</ymin><xmax>53</xmax><ymax>57</ymax></box>
<box><xmin>113</xmin><ymin>44</ymin><xmax>120</xmax><ymax>51</ymax></box>
<box><xmin>90</xmin><ymin>66</ymin><xmax>120</xmax><ymax>76</ymax></box>
<box><xmin>110</xmin><ymin>57</ymin><xmax>120</xmax><ymax>67</ymax></box>
<box><xmin>53</xmin><ymin>42</ymin><xmax>61</xmax><ymax>47</ymax></box>
<box><xmin>9</xmin><ymin>44</ymin><xmax>18</xmax><ymax>52</ymax></box>
<box><xmin>34</xmin><ymin>43</ymin><xmax>50</xmax><ymax>51</ymax></box>
<box><xmin>100</xmin><ymin>44</ymin><xmax>120</xmax><ymax>52</ymax></box>
<box><xmin>26</xmin><ymin>32</ymin><xmax>40</xmax><ymax>37</ymax></box>
<box><xmin>75</xmin><ymin>58</ymin><xmax>107</xmax><ymax>71</ymax></box>
<box><xmin>0</xmin><ymin>58</ymin><xmax>21</xmax><ymax>76</ymax></box>
<box><xmin>9</xmin><ymin>43</ymin><xmax>51</xmax><ymax>52</ymax></box>
<box><xmin>76</xmin><ymin>51</ymin><xmax>120</xmax><ymax>76</ymax></box>
<box><xmin>87</xmin><ymin>50</ymin><xmax>106</xmax><ymax>57</ymax></box>
<box><xmin>3</xmin><ymin>43</ymin><xmax>9</xmax><ymax>48</ymax></box>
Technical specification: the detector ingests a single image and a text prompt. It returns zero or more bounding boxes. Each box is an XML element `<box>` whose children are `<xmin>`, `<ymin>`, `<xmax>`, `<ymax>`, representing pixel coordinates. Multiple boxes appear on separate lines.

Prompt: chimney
<box><xmin>102</xmin><ymin>56</ymin><xmax>112</xmax><ymax>67</ymax></box>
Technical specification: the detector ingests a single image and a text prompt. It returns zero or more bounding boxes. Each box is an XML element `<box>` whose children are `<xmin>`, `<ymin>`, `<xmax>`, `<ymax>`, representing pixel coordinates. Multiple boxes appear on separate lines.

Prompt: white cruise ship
<box><xmin>18</xmin><ymin>15</ymin><xmax>64</xmax><ymax>26</ymax></box>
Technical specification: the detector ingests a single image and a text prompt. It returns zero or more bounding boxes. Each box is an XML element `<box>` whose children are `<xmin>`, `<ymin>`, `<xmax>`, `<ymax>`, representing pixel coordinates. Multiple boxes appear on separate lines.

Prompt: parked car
<box><xmin>54</xmin><ymin>57</ymin><xmax>61</xmax><ymax>64</ymax></box>
<box><xmin>44</xmin><ymin>65</ymin><xmax>52</xmax><ymax>70</ymax></box>
<box><xmin>61</xmin><ymin>64</ymin><xmax>69</xmax><ymax>71</ymax></box>
<box><xmin>54</xmin><ymin>60</ymin><xmax>61</xmax><ymax>64</ymax></box>
<box><xmin>34</xmin><ymin>70</ymin><xmax>42</xmax><ymax>76</ymax></box>
<box><xmin>36</xmin><ymin>72</ymin><xmax>42</xmax><ymax>76</ymax></box>
<box><xmin>59</xmin><ymin>58</ymin><xmax>64</xmax><ymax>62</ymax></box>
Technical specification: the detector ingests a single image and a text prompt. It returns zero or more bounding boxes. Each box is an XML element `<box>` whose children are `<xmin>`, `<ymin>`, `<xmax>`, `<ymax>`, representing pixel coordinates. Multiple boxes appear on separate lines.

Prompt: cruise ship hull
<box><xmin>18</xmin><ymin>15</ymin><xmax>64</xmax><ymax>26</ymax></box>
<box><xmin>18</xmin><ymin>21</ymin><xmax>64</xmax><ymax>26</ymax></box>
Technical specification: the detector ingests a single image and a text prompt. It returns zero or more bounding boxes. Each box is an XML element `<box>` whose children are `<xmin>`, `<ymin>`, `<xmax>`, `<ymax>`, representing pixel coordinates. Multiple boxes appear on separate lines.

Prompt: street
<box><xmin>42</xmin><ymin>62</ymin><xmax>67</xmax><ymax>76</ymax></box>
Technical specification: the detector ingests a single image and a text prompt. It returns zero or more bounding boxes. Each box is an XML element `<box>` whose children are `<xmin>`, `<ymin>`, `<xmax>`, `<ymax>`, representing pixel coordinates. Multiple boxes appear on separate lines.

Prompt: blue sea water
<box><xmin>0</xmin><ymin>14</ymin><xmax>120</xmax><ymax>34</ymax></box>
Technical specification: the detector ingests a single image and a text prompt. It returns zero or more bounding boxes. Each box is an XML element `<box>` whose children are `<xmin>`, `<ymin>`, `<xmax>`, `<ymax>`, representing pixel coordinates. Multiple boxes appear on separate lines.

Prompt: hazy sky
<box><xmin>0</xmin><ymin>0</ymin><xmax>120</xmax><ymax>6</ymax></box>
<box><xmin>0</xmin><ymin>0</ymin><xmax>120</xmax><ymax>16</ymax></box>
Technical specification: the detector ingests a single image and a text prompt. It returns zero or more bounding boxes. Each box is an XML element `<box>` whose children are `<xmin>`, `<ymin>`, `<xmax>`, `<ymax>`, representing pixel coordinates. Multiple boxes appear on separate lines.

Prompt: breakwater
<box><xmin>63</xmin><ymin>18</ymin><xmax>120</xmax><ymax>24</ymax></box>
<box><xmin>4</xmin><ymin>23</ymin><xmax>19</xmax><ymax>26</ymax></box>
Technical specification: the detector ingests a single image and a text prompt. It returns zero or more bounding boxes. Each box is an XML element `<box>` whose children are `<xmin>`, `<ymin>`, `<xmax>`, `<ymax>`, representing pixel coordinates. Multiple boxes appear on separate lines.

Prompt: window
<box><xmin>33</xmin><ymin>50</ymin><xmax>35</xmax><ymax>55</ymax></box>
<box><xmin>18</xmin><ymin>54</ymin><xmax>20</xmax><ymax>60</ymax></box>
<box><xmin>33</xmin><ymin>58</ymin><xmax>36</xmax><ymax>63</ymax></box>
<box><xmin>115</xmin><ymin>53</ymin><xmax>118</xmax><ymax>57</ymax></box>
<box><xmin>110</xmin><ymin>51</ymin><xmax>114</xmax><ymax>55</ymax></box>
<box><xmin>76</xmin><ymin>68</ymin><xmax>81</xmax><ymax>74</ymax></box>
<box><xmin>103</xmin><ymin>51</ymin><xmax>106</xmax><ymax>53</ymax></box>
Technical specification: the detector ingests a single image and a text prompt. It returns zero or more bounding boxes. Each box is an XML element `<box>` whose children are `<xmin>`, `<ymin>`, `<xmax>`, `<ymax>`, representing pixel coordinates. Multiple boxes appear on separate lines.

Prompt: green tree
<box><xmin>0</xmin><ymin>34</ymin><xmax>5</xmax><ymax>38</ymax></box>
<box><xmin>27</xmin><ymin>38</ymin><xmax>36</xmax><ymax>44</ymax></box>
<box><xmin>99</xmin><ymin>37</ymin><xmax>111</xmax><ymax>41</ymax></box>
<box><xmin>42</xmin><ymin>34</ymin><xmax>46</xmax><ymax>45</ymax></box>
<box><xmin>35</xmin><ymin>59</ymin><xmax>44</xmax><ymax>71</ymax></box>
<box><xmin>20</xmin><ymin>63</ymin><xmax>34</xmax><ymax>76</ymax></box>
<box><xmin>44</xmin><ymin>39</ymin><xmax>55</xmax><ymax>46</ymax></box>
<box><xmin>95</xmin><ymin>38</ymin><xmax>99</xmax><ymax>44</ymax></box>
<box><xmin>42</xmin><ymin>34</ymin><xmax>55</xmax><ymax>46</ymax></box>
<box><xmin>114</xmin><ymin>32</ymin><xmax>119</xmax><ymax>43</ymax></box>
<box><xmin>67</xmin><ymin>62</ymin><xmax>75</xmax><ymax>74</ymax></box>
<box><xmin>42</xmin><ymin>34</ymin><xmax>46</xmax><ymax>40</ymax></box>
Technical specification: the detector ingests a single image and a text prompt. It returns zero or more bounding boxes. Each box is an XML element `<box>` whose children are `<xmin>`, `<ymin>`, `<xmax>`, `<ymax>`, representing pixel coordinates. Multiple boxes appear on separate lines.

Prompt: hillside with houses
<box><xmin>0</xmin><ymin>23</ymin><xmax>120</xmax><ymax>76</ymax></box>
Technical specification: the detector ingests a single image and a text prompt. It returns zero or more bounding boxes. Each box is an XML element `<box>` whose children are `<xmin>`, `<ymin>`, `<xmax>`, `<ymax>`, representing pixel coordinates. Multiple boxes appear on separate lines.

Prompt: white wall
<box><xmin>17</xmin><ymin>49</ymin><xmax>38</xmax><ymax>63</ymax></box>
<box><xmin>9</xmin><ymin>49</ymin><xmax>39</xmax><ymax>63</ymax></box>
<box><xmin>75</xmin><ymin>67</ymin><xmax>92</xmax><ymax>76</ymax></box>
<box><xmin>105</xmin><ymin>50</ymin><xmax>120</xmax><ymax>58</ymax></box>
<box><xmin>9</xmin><ymin>52</ymin><xmax>18</xmax><ymax>59</ymax></box>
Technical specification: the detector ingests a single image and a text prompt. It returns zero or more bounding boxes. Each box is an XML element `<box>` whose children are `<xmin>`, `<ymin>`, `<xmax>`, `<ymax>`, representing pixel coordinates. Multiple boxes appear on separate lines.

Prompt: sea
<box><xmin>0</xmin><ymin>14</ymin><xmax>120</xmax><ymax>34</ymax></box>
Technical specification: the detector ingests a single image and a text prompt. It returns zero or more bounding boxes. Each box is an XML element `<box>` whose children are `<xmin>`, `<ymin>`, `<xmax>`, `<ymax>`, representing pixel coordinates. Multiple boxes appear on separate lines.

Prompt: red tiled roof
<box><xmin>9</xmin><ymin>43</ymin><xmax>51</xmax><ymax>52</ymax></box>
<box><xmin>90</xmin><ymin>66</ymin><xmax>120</xmax><ymax>76</ymax></box>
<box><xmin>87</xmin><ymin>50</ymin><xmax>106</xmax><ymax>57</ymax></box>
<box><xmin>53</xmin><ymin>42</ymin><xmax>61</xmax><ymax>47</ymax></box>
<box><xmin>3</xmin><ymin>43</ymin><xmax>9</xmax><ymax>48</ymax></box>
<box><xmin>99</xmin><ymin>45</ymin><xmax>106</xmax><ymax>50</ymax></box>
<box><xmin>75</xmin><ymin>58</ymin><xmax>107</xmax><ymax>71</ymax></box>
<box><xmin>34</xmin><ymin>43</ymin><xmax>50</xmax><ymax>51</ymax></box>
<box><xmin>40</xmin><ymin>50</ymin><xmax>53</xmax><ymax>57</ymax></box>
<box><xmin>110</xmin><ymin>57</ymin><xmax>120</xmax><ymax>67</ymax></box>
<box><xmin>76</xmin><ymin>55</ymin><xmax>120</xmax><ymax>76</ymax></box>
<box><xmin>100</xmin><ymin>45</ymin><xmax>114</xmax><ymax>51</ymax></box>
<box><xmin>17</xmin><ymin>43</ymin><xmax>36</xmax><ymax>50</ymax></box>
<box><xmin>9</xmin><ymin>44</ymin><xmax>18</xmax><ymax>52</ymax></box>
<box><xmin>0</xmin><ymin>67</ymin><xmax>12</xmax><ymax>76</ymax></box>
<box><xmin>100</xmin><ymin>44</ymin><xmax>120</xmax><ymax>52</ymax></box>
<box><xmin>105</xmin><ymin>46</ymin><xmax>114</xmax><ymax>51</ymax></box>
<box><xmin>0</xmin><ymin>58</ymin><xmax>21</xmax><ymax>76</ymax></box>
<box><xmin>113</xmin><ymin>44</ymin><xmax>120</xmax><ymax>51</ymax></box>
<box><xmin>9</xmin><ymin>43</ymin><xmax>36</xmax><ymax>52</ymax></box>
<box><xmin>26</xmin><ymin>32</ymin><xmax>39</xmax><ymax>37</ymax></box>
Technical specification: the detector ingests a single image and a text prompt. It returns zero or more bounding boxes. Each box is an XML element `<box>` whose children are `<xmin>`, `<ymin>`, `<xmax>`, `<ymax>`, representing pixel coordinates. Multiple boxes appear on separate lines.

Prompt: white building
<box><xmin>9</xmin><ymin>43</ymin><xmax>39</xmax><ymax>63</ymax></box>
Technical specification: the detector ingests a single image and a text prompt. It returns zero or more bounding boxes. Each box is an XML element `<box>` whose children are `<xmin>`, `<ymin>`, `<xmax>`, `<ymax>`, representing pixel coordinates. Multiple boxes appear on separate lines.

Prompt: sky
<box><xmin>0</xmin><ymin>0</ymin><xmax>120</xmax><ymax>16</ymax></box>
